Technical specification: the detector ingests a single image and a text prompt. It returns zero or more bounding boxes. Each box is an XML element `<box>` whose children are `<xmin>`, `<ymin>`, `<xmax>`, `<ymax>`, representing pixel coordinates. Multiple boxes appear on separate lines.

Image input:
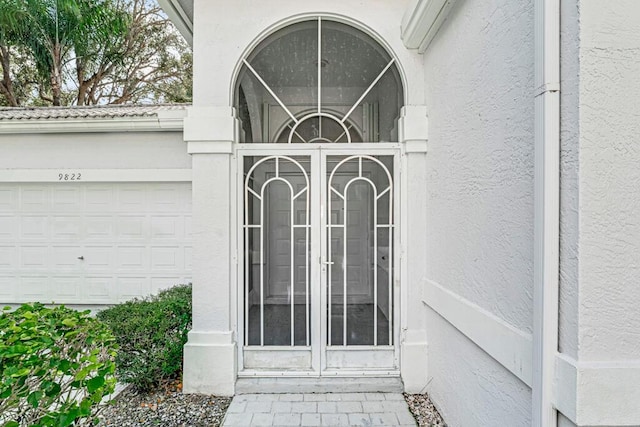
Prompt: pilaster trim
<box><xmin>555</xmin><ymin>354</ymin><xmax>640</xmax><ymax>426</ymax></box>
<box><xmin>187</xmin><ymin>141</ymin><xmax>234</xmax><ymax>154</ymax></box>
<box><xmin>183</xmin><ymin>107</ymin><xmax>237</xmax><ymax>143</ymax></box>
<box><xmin>187</xmin><ymin>330</ymin><xmax>235</xmax><ymax>345</ymax></box>
<box><xmin>398</xmin><ymin>105</ymin><xmax>429</xmax><ymax>143</ymax></box>
<box><xmin>404</xmin><ymin>140</ymin><xmax>428</xmax><ymax>153</ymax></box>
<box><xmin>423</xmin><ymin>279</ymin><xmax>533</xmax><ymax>386</ymax></box>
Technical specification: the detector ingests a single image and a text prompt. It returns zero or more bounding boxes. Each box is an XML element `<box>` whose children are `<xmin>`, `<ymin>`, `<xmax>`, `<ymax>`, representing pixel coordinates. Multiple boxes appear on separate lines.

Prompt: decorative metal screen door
<box><xmin>239</xmin><ymin>147</ymin><xmax>399</xmax><ymax>376</ymax></box>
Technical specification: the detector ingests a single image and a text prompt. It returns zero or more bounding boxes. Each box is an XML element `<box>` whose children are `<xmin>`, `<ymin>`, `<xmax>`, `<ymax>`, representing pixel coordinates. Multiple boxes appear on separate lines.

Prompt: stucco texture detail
<box><xmin>578</xmin><ymin>0</ymin><xmax>640</xmax><ymax>361</ymax></box>
<box><xmin>426</xmin><ymin>309</ymin><xmax>532</xmax><ymax>426</ymax></box>
<box><xmin>423</xmin><ymin>0</ymin><xmax>534</xmax><ymax>335</ymax></box>
<box><xmin>421</xmin><ymin>0</ymin><xmax>534</xmax><ymax>423</ymax></box>
<box><xmin>559</xmin><ymin>0</ymin><xmax>580</xmax><ymax>359</ymax></box>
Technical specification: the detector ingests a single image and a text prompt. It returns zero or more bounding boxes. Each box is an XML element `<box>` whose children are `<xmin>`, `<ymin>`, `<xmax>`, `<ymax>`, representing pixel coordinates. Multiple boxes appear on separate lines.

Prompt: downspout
<box><xmin>532</xmin><ymin>0</ymin><xmax>560</xmax><ymax>426</ymax></box>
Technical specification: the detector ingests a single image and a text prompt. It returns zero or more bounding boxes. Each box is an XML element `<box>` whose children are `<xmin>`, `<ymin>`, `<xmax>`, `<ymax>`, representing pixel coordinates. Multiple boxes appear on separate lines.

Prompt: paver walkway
<box><xmin>221</xmin><ymin>392</ymin><xmax>417</xmax><ymax>426</ymax></box>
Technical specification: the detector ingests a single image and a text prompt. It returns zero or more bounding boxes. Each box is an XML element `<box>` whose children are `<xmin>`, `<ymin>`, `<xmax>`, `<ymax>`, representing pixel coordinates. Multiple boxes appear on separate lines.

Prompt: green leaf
<box><xmin>27</xmin><ymin>390</ymin><xmax>43</xmax><ymax>408</ymax></box>
<box><xmin>87</xmin><ymin>376</ymin><xmax>105</xmax><ymax>393</ymax></box>
<box><xmin>45</xmin><ymin>381</ymin><xmax>61</xmax><ymax>397</ymax></box>
<box><xmin>58</xmin><ymin>359</ymin><xmax>71</xmax><ymax>373</ymax></box>
<box><xmin>4</xmin><ymin>421</ymin><xmax>19</xmax><ymax>427</ymax></box>
<box><xmin>74</xmin><ymin>367</ymin><xmax>90</xmax><ymax>381</ymax></box>
<box><xmin>58</xmin><ymin>407</ymin><xmax>80</xmax><ymax>427</ymax></box>
<box><xmin>61</xmin><ymin>318</ymin><xmax>77</xmax><ymax>328</ymax></box>
<box><xmin>10</xmin><ymin>367</ymin><xmax>30</xmax><ymax>377</ymax></box>
<box><xmin>79</xmin><ymin>397</ymin><xmax>92</xmax><ymax>415</ymax></box>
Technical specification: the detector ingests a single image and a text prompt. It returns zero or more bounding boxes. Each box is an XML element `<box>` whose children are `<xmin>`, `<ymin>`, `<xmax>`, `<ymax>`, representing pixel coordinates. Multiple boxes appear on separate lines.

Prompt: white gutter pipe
<box><xmin>532</xmin><ymin>0</ymin><xmax>560</xmax><ymax>425</ymax></box>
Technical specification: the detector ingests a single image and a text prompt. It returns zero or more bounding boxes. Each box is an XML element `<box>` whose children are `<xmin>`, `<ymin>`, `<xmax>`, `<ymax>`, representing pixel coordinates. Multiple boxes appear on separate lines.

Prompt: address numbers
<box><xmin>58</xmin><ymin>173</ymin><xmax>82</xmax><ymax>181</ymax></box>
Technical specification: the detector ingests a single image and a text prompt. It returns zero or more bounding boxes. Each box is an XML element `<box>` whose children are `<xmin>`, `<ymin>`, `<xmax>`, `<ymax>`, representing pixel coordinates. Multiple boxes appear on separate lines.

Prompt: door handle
<box><xmin>319</xmin><ymin>257</ymin><xmax>334</xmax><ymax>265</ymax></box>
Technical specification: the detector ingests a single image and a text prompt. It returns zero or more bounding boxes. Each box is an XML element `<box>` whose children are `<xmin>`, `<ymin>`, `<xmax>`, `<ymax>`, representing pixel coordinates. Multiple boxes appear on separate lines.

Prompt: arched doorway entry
<box><xmin>234</xmin><ymin>17</ymin><xmax>404</xmax><ymax>376</ymax></box>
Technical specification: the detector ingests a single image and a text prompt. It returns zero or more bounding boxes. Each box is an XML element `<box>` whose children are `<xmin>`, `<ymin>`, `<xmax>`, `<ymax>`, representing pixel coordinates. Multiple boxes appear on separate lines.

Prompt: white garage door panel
<box><xmin>0</xmin><ymin>183</ymin><xmax>192</xmax><ymax>305</ymax></box>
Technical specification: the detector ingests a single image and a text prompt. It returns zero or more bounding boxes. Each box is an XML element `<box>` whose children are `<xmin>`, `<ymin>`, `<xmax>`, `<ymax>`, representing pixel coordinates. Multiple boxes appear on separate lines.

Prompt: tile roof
<box><xmin>0</xmin><ymin>104</ymin><xmax>189</xmax><ymax>120</ymax></box>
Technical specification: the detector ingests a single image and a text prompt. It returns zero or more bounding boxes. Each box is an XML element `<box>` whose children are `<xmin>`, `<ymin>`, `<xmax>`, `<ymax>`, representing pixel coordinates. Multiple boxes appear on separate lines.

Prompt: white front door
<box><xmin>238</xmin><ymin>146</ymin><xmax>399</xmax><ymax>376</ymax></box>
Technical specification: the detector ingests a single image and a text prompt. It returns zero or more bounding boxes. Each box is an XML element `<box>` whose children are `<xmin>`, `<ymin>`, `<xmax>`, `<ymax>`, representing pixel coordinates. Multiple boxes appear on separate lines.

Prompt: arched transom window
<box><xmin>236</xmin><ymin>18</ymin><xmax>404</xmax><ymax>143</ymax></box>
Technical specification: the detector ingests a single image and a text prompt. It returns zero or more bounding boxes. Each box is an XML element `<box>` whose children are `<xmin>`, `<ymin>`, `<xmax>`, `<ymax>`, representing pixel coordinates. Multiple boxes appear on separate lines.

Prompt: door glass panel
<box><xmin>326</xmin><ymin>155</ymin><xmax>394</xmax><ymax>346</ymax></box>
<box><xmin>244</xmin><ymin>156</ymin><xmax>311</xmax><ymax>346</ymax></box>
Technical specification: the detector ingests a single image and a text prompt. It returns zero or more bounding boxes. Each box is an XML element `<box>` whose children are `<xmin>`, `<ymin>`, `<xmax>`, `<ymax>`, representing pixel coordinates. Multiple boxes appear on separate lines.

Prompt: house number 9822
<box><xmin>58</xmin><ymin>173</ymin><xmax>81</xmax><ymax>181</ymax></box>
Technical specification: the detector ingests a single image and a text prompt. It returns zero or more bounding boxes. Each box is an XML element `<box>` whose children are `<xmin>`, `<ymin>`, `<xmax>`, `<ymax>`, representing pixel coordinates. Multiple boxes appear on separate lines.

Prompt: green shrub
<box><xmin>0</xmin><ymin>303</ymin><xmax>117</xmax><ymax>427</ymax></box>
<box><xmin>96</xmin><ymin>285</ymin><xmax>192</xmax><ymax>392</ymax></box>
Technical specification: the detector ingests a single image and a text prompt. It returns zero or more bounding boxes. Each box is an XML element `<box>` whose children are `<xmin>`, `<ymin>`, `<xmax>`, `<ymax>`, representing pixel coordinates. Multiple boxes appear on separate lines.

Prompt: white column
<box><xmin>398</xmin><ymin>105</ymin><xmax>430</xmax><ymax>393</ymax></box>
<box><xmin>182</xmin><ymin>106</ymin><xmax>238</xmax><ymax>396</ymax></box>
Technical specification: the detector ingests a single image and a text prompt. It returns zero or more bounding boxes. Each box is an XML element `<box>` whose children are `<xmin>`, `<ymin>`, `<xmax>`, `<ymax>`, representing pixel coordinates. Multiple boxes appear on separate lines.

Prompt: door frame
<box><xmin>234</xmin><ymin>143</ymin><xmax>402</xmax><ymax>378</ymax></box>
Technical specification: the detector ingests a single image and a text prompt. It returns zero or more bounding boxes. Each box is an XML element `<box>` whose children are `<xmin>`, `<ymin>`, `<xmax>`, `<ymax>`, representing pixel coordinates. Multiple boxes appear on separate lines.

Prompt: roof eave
<box><xmin>0</xmin><ymin>113</ymin><xmax>185</xmax><ymax>135</ymax></box>
<box><xmin>157</xmin><ymin>0</ymin><xmax>193</xmax><ymax>46</ymax></box>
<box><xmin>402</xmin><ymin>0</ymin><xmax>458</xmax><ymax>53</ymax></box>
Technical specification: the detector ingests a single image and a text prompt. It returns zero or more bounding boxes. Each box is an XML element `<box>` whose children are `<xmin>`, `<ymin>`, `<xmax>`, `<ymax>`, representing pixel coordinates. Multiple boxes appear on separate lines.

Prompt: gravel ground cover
<box><xmin>99</xmin><ymin>384</ymin><xmax>231</xmax><ymax>427</ymax></box>
<box><xmin>404</xmin><ymin>393</ymin><xmax>447</xmax><ymax>427</ymax></box>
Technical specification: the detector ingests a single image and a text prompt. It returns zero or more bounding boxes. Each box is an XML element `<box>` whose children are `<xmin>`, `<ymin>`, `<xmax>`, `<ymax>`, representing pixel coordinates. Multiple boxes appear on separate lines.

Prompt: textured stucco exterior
<box><xmin>557</xmin><ymin>0</ymin><xmax>640</xmax><ymax>425</ymax></box>
<box><xmin>577</xmin><ymin>0</ymin><xmax>640</xmax><ymax>362</ymax></box>
<box><xmin>421</xmin><ymin>0</ymin><xmax>535</xmax><ymax>424</ymax></box>
<box><xmin>558</xmin><ymin>0</ymin><xmax>580</xmax><ymax>360</ymax></box>
<box><xmin>426</xmin><ymin>310</ymin><xmax>532</xmax><ymax>426</ymax></box>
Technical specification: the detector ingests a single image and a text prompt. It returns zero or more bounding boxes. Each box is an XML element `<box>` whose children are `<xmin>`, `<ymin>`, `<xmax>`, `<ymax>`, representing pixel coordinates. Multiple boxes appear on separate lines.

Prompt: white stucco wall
<box><xmin>557</xmin><ymin>1</ymin><xmax>640</xmax><ymax>425</ymax></box>
<box><xmin>426</xmin><ymin>310</ymin><xmax>532</xmax><ymax>426</ymax></box>
<box><xmin>420</xmin><ymin>0</ymin><xmax>535</xmax><ymax>424</ymax></box>
<box><xmin>559</xmin><ymin>0</ymin><xmax>580</xmax><ymax>361</ymax></box>
<box><xmin>0</xmin><ymin>132</ymin><xmax>191</xmax><ymax>169</ymax></box>
<box><xmin>578</xmin><ymin>0</ymin><xmax>640</xmax><ymax>363</ymax></box>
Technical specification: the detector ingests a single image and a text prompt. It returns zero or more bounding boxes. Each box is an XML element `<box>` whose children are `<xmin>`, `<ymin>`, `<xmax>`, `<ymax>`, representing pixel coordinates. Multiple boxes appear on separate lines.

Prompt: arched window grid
<box><xmin>235</xmin><ymin>17</ymin><xmax>404</xmax><ymax>143</ymax></box>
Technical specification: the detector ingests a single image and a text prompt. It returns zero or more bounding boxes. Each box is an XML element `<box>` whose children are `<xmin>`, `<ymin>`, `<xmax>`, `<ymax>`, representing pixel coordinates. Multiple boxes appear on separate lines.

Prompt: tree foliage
<box><xmin>0</xmin><ymin>0</ymin><xmax>191</xmax><ymax>106</ymax></box>
<box><xmin>0</xmin><ymin>303</ymin><xmax>117</xmax><ymax>426</ymax></box>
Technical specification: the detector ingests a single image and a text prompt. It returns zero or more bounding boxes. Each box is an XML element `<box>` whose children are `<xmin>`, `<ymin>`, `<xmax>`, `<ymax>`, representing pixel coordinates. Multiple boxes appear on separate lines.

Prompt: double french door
<box><xmin>238</xmin><ymin>145</ymin><xmax>399</xmax><ymax>376</ymax></box>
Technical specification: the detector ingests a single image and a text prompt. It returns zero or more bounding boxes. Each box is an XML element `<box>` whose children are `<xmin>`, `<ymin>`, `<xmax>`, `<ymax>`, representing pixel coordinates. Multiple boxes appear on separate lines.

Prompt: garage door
<box><xmin>0</xmin><ymin>183</ymin><xmax>192</xmax><ymax>305</ymax></box>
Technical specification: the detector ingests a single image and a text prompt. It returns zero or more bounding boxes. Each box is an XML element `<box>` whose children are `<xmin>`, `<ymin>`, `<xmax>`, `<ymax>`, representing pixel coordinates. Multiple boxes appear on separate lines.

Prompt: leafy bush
<box><xmin>0</xmin><ymin>303</ymin><xmax>117</xmax><ymax>427</ymax></box>
<box><xmin>96</xmin><ymin>285</ymin><xmax>192</xmax><ymax>392</ymax></box>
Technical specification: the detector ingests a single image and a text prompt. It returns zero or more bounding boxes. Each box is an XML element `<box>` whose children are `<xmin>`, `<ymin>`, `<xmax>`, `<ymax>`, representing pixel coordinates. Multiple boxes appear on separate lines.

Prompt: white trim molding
<box><xmin>401</xmin><ymin>0</ymin><xmax>459</xmax><ymax>53</ymax></box>
<box><xmin>423</xmin><ymin>279</ymin><xmax>533</xmax><ymax>387</ymax></box>
<box><xmin>555</xmin><ymin>354</ymin><xmax>640</xmax><ymax>426</ymax></box>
